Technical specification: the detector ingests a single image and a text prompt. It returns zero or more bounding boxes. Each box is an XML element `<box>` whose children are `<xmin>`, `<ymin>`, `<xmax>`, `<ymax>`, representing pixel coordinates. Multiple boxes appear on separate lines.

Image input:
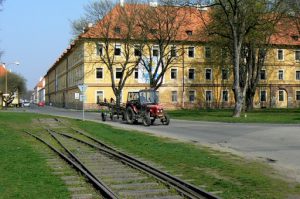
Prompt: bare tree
<box><xmin>70</xmin><ymin>0</ymin><xmax>115</xmax><ymax>37</ymax></box>
<box><xmin>137</xmin><ymin>4</ymin><xmax>189</xmax><ymax>90</ymax></box>
<box><xmin>197</xmin><ymin>0</ymin><xmax>285</xmax><ymax>117</ymax></box>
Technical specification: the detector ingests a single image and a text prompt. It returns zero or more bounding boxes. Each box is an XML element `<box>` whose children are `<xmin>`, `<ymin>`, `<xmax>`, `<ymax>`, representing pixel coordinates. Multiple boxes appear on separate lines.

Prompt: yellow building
<box><xmin>45</xmin><ymin>5</ymin><xmax>300</xmax><ymax>110</ymax></box>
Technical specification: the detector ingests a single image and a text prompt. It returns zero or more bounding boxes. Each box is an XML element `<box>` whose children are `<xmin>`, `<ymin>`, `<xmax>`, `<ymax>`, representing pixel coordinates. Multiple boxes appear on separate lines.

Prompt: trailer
<box><xmin>98</xmin><ymin>98</ymin><xmax>126</xmax><ymax>122</ymax></box>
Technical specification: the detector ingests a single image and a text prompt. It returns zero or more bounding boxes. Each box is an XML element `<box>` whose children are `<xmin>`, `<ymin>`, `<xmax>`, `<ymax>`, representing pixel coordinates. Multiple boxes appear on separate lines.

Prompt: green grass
<box><xmin>0</xmin><ymin>112</ymin><xmax>70</xmax><ymax>199</ymax></box>
<box><xmin>167</xmin><ymin>108</ymin><xmax>300</xmax><ymax>123</ymax></box>
<box><xmin>73</xmin><ymin>119</ymin><xmax>300</xmax><ymax>199</ymax></box>
<box><xmin>1</xmin><ymin>111</ymin><xmax>300</xmax><ymax>198</ymax></box>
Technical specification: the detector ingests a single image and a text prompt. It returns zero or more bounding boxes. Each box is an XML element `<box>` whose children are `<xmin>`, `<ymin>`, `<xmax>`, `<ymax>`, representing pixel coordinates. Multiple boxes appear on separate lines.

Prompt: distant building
<box><xmin>33</xmin><ymin>77</ymin><xmax>45</xmax><ymax>103</ymax></box>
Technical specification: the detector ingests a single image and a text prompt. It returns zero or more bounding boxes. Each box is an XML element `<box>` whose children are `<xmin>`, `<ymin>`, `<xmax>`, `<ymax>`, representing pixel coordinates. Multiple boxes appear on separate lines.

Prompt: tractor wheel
<box><xmin>143</xmin><ymin>114</ymin><xmax>151</xmax><ymax>126</ymax></box>
<box><xmin>161</xmin><ymin>114</ymin><xmax>170</xmax><ymax>125</ymax></box>
<box><xmin>101</xmin><ymin>112</ymin><xmax>106</xmax><ymax>122</ymax></box>
<box><xmin>126</xmin><ymin>107</ymin><xmax>136</xmax><ymax>124</ymax></box>
<box><xmin>151</xmin><ymin>118</ymin><xmax>156</xmax><ymax>125</ymax></box>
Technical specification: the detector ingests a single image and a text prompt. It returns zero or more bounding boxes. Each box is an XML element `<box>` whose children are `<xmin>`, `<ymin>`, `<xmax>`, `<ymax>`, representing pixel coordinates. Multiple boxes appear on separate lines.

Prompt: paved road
<box><xmin>26</xmin><ymin>105</ymin><xmax>300</xmax><ymax>182</ymax></box>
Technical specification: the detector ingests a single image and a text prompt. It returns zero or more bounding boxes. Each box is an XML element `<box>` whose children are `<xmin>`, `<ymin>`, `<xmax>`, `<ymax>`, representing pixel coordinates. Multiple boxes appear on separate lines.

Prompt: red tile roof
<box><xmin>46</xmin><ymin>4</ymin><xmax>300</xmax><ymax>75</ymax></box>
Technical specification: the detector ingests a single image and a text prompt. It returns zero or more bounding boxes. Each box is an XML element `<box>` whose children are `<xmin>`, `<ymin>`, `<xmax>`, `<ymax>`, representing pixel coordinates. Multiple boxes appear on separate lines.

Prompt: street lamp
<box><xmin>2</xmin><ymin>61</ymin><xmax>20</xmax><ymax>107</ymax></box>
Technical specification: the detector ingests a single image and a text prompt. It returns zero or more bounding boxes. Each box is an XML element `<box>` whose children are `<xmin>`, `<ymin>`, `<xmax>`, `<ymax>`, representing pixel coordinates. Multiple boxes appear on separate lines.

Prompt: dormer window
<box><xmin>114</xmin><ymin>27</ymin><xmax>121</xmax><ymax>34</ymax></box>
<box><xmin>150</xmin><ymin>29</ymin><xmax>157</xmax><ymax>34</ymax></box>
<box><xmin>292</xmin><ymin>35</ymin><xmax>299</xmax><ymax>41</ymax></box>
<box><xmin>186</xmin><ymin>30</ymin><xmax>193</xmax><ymax>36</ymax></box>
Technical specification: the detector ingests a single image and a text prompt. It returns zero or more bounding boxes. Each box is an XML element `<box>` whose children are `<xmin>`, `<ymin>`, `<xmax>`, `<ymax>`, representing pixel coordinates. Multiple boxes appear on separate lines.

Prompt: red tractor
<box><xmin>125</xmin><ymin>89</ymin><xmax>170</xmax><ymax>126</ymax></box>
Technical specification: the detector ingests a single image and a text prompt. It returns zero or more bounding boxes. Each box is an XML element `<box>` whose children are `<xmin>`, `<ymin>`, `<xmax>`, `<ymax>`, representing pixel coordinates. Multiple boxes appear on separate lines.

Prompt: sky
<box><xmin>0</xmin><ymin>0</ymin><xmax>90</xmax><ymax>90</ymax></box>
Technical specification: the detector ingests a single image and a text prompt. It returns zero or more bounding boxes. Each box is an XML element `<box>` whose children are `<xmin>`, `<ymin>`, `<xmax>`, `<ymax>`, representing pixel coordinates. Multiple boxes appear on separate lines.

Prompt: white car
<box><xmin>23</xmin><ymin>101</ymin><xmax>31</xmax><ymax>107</ymax></box>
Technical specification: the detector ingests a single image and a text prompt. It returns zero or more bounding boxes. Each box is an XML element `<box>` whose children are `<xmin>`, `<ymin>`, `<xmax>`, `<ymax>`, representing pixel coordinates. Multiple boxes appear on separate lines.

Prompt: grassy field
<box><xmin>0</xmin><ymin>112</ymin><xmax>69</xmax><ymax>199</ymax></box>
<box><xmin>167</xmin><ymin>108</ymin><xmax>300</xmax><ymax>123</ymax></box>
<box><xmin>1</xmin><ymin>111</ymin><xmax>300</xmax><ymax>199</ymax></box>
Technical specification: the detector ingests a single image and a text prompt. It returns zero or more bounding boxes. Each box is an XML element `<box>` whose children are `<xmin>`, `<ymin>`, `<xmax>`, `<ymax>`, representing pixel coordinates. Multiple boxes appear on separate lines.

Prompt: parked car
<box><xmin>23</xmin><ymin>101</ymin><xmax>31</xmax><ymax>107</ymax></box>
<box><xmin>38</xmin><ymin>101</ymin><xmax>45</xmax><ymax>107</ymax></box>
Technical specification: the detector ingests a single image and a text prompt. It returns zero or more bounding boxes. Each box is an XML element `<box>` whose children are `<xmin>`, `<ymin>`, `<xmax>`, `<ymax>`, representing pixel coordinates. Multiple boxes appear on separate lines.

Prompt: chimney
<box><xmin>149</xmin><ymin>0</ymin><xmax>158</xmax><ymax>7</ymax></box>
<box><xmin>120</xmin><ymin>0</ymin><xmax>124</xmax><ymax>7</ymax></box>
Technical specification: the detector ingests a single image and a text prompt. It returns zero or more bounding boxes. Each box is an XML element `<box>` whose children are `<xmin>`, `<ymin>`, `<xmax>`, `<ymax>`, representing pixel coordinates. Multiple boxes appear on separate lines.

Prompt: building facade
<box><xmin>45</xmin><ymin>5</ymin><xmax>300</xmax><ymax>110</ymax></box>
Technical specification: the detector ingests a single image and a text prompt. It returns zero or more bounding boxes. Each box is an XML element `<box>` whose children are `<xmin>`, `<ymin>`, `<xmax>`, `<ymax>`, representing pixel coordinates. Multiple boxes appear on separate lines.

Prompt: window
<box><xmin>296</xmin><ymin>91</ymin><xmax>300</xmax><ymax>101</ymax></box>
<box><xmin>295</xmin><ymin>50</ymin><xmax>300</xmax><ymax>61</ymax></box>
<box><xmin>186</xmin><ymin>30</ymin><xmax>193</xmax><ymax>36</ymax></box>
<box><xmin>96</xmin><ymin>91</ymin><xmax>104</xmax><ymax>103</ymax></box>
<box><xmin>279</xmin><ymin>90</ymin><xmax>284</xmax><ymax>101</ymax></box>
<box><xmin>96</xmin><ymin>43</ymin><xmax>103</xmax><ymax>56</ymax></box>
<box><xmin>134</xmin><ymin>68</ymin><xmax>138</xmax><ymax>79</ymax></box>
<box><xmin>277</xmin><ymin>49</ymin><xmax>284</xmax><ymax>61</ymax></box>
<box><xmin>189</xmin><ymin>91</ymin><xmax>195</xmax><ymax>102</ymax></box>
<box><xmin>205</xmin><ymin>68</ymin><xmax>212</xmax><ymax>80</ymax></box>
<box><xmin>188</xmin><ymin>68</ymin><xmax>195</xmax><ymax>80</ymax></box>
<box><xmin>96</xmin><ymin>68</ymin><xmax>103</xmax><ymax>79</ymax></box>
<box><xmin>278</xmin><ymin>70</ymin><xmax>284</xmax><ymax>80</ymax></box>
<box><xmin>171</xmin><ymin>68</ymin><xmax>177</xmax><ymax>79</ymax></box>
<box><xmin>134</xmin><ymin>45</ymin><xmax>141</xmax><ymax>57</ymax></box>
<box><xmin>260</xmin><ymin>70</ymin><xmax>266</xmax><ymax>80</ymax></box>
<box><xmin>114</xmin><ymin>44</ymin><xmax>121</xmax><ymax>56</ymax></box>
<box><xmin>116</xmin><ymin>68</ymin><xmax>122</xmax><ymax>79</ymax></box>
<box><xmin>222</xmin><ymin>69</ymin><xmax>228</xmax><ymax>80</ymax></box>
<box><xmin>171</xmin><ymin>91</ymin><xmax>178</xmax><ymax>102</ymax></box>
<box><xmin>188</xmin><ymin>46</ymin><xmax>195</xmax><ymax>58</ymax></box>
<box><xmin>222</xmin><ymin>90</ymin><xmax>228</xmax><ymax>102</ymax></box>
<box><xmin>296</xmin><ymin>71</ymin><xmax>300</xmax><ymax>80</ymax></box>
<box><xmin>205</xmin><ymin>46</ymin><xmax>211</xmax><ymax>59</ymax></box>
<box><xmin>114</xmin><ymin>27</ymin><xmax>121</xmax><ymax>34</ymax></box>
<box><xmin>171</xmin><ymin>46</ymin><xmax>177</xmax><ymax>57</ymax></box>
<box><xmin>152</xmin><ymin>45</ymin><xmax>159</xmax><ymax>57</ymax></box>
<box><xmin>260</xmin><ymin>90</ymin><xmax>266</xmax><ymax>102</ymax></box>
<box><xmin>205</xmin><ymin>90</ymin><xmax>212</xmax><ymax>102</ymax></box>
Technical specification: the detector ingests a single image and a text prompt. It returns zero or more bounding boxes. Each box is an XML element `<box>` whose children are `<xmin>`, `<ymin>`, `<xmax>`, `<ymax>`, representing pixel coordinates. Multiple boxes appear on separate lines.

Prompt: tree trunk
<box><xmin>246</xmin><ymin>88</ymin><xmax>255</xmax><ymax>111</ymax></box>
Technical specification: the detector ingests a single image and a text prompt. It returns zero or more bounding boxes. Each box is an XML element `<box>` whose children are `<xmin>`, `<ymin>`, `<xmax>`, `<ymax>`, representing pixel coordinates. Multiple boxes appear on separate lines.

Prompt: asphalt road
<box><xmin>26</xmin><ymin>105</ymin><xmax>300</xmax><ymax>182</ymax></box>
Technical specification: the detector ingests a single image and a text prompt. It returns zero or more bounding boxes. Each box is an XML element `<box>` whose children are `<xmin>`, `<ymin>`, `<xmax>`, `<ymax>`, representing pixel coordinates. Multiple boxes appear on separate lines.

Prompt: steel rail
<box><xmin>55</xmin><ymin>128</ymin><xmax>219</xmax><ymax>199</ymax></box>
<box><xmin>24</xmin><ymin>130</ymin><xmax>119</xmax><ymax>199</ymax></box>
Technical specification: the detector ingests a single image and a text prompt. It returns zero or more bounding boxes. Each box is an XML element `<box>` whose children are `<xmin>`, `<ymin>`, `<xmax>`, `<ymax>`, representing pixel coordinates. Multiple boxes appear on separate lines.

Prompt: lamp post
<box><xmin>2</xmin><ymin>61</ymin><xmax>20</xmax><ymax>107</ymax></box>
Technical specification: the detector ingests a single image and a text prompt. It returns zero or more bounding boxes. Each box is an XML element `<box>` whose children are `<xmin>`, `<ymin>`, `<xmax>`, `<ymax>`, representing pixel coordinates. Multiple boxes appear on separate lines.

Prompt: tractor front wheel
<box><xmin>161</xmin><ymin>114</ymin><xmax>170</xmax><ymax>125</ymax></box>
<box><xmin>126</xmin><ymin>107</ymin><xmax>136</xmax><ymax>124</ymax></box>
<box><xmin>143</xmin><ymin>114</ymin><xmax>151</xmax><ymax>126</ymax></box>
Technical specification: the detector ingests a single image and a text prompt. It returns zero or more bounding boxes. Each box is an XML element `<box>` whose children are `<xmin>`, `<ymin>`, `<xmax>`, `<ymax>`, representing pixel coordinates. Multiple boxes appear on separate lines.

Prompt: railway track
<box><xmin>25</xmin><ymin>118</ymin><xmax>220</xmax><ymax>199</ymax></box>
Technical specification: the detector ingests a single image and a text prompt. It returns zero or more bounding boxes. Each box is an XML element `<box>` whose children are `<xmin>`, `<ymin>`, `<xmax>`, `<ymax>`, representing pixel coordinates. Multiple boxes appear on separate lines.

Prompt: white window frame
<box><xmin>221</xmin><ymin>68</ymin><xmax>229</xmax><ymax>80</ymax></box>
<box><xmin>278</xmin><ymin>69</ymin><xmax>284</xmax><ymax>80</ymax></box>
<box><xmin>205</xmin><ymin>68</ymin><xmax>212</xmax><ymax>80</ymax></box>
<box><xmin>95</xmin><ymin>67</ymin><xmax>104</xmax><ymax>79</ymax></box>
<box><xmin>222</xmin><ymin>90</ymin><xmax>229</xmax><ymax>102</ymax></box>
<box><xmin>188</xmin><ymin>46</ymin><xmax>195</xmax><ymax>58</ymax></box>
<box><xmin>188</xmin><ymin>68</ymin><xmax>195</xmax><ymax>80</ymax></box>
<box><xmin>115</xmin><ymin>68</ymin><xmax>123</xmax><ymax>79</ymax></box>
<box><xmin>170</xmin><ymin>45</ymin><xmax>177</xmax><ymax>57</ymax></box>
<box><xmin>171</xmin><ymin>90</ymin><xmax>178</xmax><ymax>103</ymax></box>
<box><xmin>189</xmin><ymin>90</ymin><xmax>196</xmax><ymax>103</ymax></box>
<box><xmin>170</xmin><ymin>68</ymin><xmax>178</xmax><ymax>80</ymax></box>
<box><xmin>205</xmin><ymin>90</ymin><xmax>213</xmax><ymax>102</ymax></box>
<box><xmin>95</xmin><ymin>90</ymin><xmax>104</xmax><ymax>103</ymax></box>
<box><xmin>277</xmin><ymin>49</ymin><xmax>284</xmax><ymax>61</ymax></box>
<box><xmin>278</xmin><ymin>90</ymin><xmax>285</xmax><ymax>102</ymax></box>
<box><xmin>260</xmin><ymin>69</ymin><xmax>266</xmax><ymax>80</ymax></box>
<box><xmin>205</xmin><ymin>46</ymin><xmax>211</xmax><ymax>59</ymax></box>
<box><xmin>296</xmin><ymin>90</ymin><xmax>300</xmax><ymax>101</ymax></box>
<box><xmin>152</xmin><ymin>45</ymin><xmax>159</xmax><ymax>57</ymax></box>
<box><xmin>96</xmin><ymin>43</ymin><xmax>104</xmax><ymax>56</ymax></box>
<box><xmin>134</xmin><ymin>68</ymin><xmax>139</xmax><ymax>79</ymax></box>
<box><xmin>114</xmin><ymin>43</ymin><xmax>121</xmax><ymax>56</ymax></box>
<box><xmin>295</xmin><ymin>50</ymin><xmax>300</xmax><ymax>62</ymax></box>
<box><xmin>260</xmin><ymin>90</ymin><xmax>267</xmax><ymax>102</ymax></box>
<box><xmin>296</xmin><ymin>70</ymin><xmax>300</xmax><ymax>80</ymax></box>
